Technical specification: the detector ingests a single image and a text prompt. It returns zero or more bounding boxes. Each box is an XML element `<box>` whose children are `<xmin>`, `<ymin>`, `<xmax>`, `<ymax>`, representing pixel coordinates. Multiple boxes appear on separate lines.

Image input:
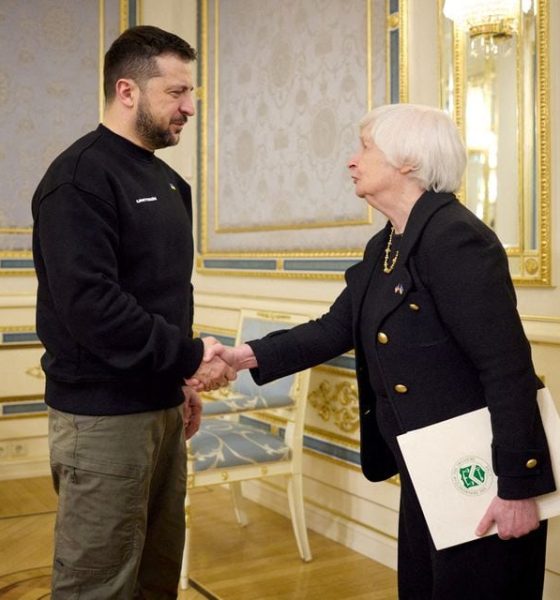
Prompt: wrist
<box><xmin>237</xmin><ymin>343</ymin><xmax>258</xmax><ymax>369</ymax></box>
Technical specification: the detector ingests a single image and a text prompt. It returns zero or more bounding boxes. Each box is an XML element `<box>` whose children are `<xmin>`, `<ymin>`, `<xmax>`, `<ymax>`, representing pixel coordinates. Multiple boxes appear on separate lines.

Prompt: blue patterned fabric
<box><xmin>203</xmin><ymin>394</ymin><xmax>294</xmax><ymax>415</ymax></box>
<box><xmin>191</xmin><ymin>419</ymin><xmax>290</xmax><ymax>472</ymax></box>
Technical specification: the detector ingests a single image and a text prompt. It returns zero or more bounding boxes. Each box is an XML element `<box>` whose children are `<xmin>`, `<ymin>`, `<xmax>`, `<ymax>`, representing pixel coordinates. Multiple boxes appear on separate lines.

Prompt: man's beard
<box><xmin>135</xmin><ymin>97</ymin><xmax>183</xmax><ymax>150</ymax></box>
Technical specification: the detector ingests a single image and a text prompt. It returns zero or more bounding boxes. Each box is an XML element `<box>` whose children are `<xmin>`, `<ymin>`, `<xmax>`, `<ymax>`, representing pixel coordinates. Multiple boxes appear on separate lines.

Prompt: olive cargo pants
<box><xmin>48</xmin><ymin>406</ymin><xmax>186</xmax><ymax>599</ymax></box>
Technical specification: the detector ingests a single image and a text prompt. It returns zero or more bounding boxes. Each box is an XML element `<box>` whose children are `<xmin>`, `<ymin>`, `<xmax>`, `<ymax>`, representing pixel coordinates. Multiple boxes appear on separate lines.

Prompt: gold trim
<box><xmin>0</xmin><ymin>228</ymin><xmax>32</xmax><ymax>234</ymax></box>
<box><xmin>0</xmin><ymin>395</ymin><xmax>44</xmax><ymax>404</ymax></box>
<box><xmin>193</xmin><ymin>324</ymin><xmax>236</xmax><ymax>337</ymax></box>
<box><xmin>199</xmin><ymin>0</ymin><xmax>209</xmax><ymax>256</ymax></box>
<box><xmin>0</xmin><ymin>326</ymin><xmax>36</xmax><ymax>333</ymax></box>
<box><xmin>399</xmin><ymin>0</ymin><xmax>409</xmax><ymax>102</ymax></box>
<box><xmin>309</xmin><ymin>380</ymin><xmax>359</xmax><ymax>434</ymax></box>
<box><xmin>367</xmin><ymin>0</ymin><xmax>372</xmax><ymax>108</ymax></box>
<box><xmin>387</xmin><ymin>13</ymin><xmax>399</xmax><ymax>29</ymax></box>
<box><xmin>198</xmin><ymin>0</ymin><xmax>408</xmax><ymax>277</ymax></box>
<box><xmin>0</xmin><ymin>344</ymin><xmax>41</xmax><ymax>352</ymax></box>
<box><xmin>443</xmin><ymin>0</ymin><xmax>551</xmax><ymax>286</ymax></box>
<box><xmin>521</xmin><ymin>314</ymin><xmax>560</xmax><ymax>324</ymax></box>
<box><xmin>213</xmin><ymin>0</ymin><xmax>219</xmax><ymax>236</ymax></box>
<box><xmin>214</xmin><ymin>216</ymin><xmax>374</xmax><ymax>235</ymax></box>
<box><xmin>385</xmin><ymin>0</ymin><xmax>390</xmax><ymax>102</ymax></box>
<box><xmin>119</xmin><ymin>0</ymin><xmax>129</xmax><ymax>32</ymax></box>
<box><xmin>314</xmin><ymin>364</ymin><xmax>356</xmax><ymax>377</ymax></box>
<box><xmin>196</xmin><ymin>263</ymin><xmax>346</xmax><ymax>280</ymax></box>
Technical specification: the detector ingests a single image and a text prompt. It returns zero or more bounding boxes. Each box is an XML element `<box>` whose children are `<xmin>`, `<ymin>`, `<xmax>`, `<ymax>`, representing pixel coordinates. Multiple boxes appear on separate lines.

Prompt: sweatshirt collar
<box><xmin>97</xmin><ymin>124</ymin><xmax>155</xmax><ymax>164</ymax></box>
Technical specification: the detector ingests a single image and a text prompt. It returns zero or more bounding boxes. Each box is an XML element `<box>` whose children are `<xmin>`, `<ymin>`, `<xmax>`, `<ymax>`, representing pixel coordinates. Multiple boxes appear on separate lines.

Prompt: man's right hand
<box><xmin>186</xmin><ymin>338</ymin><xmax>257</xmax><ymax>391</ymax></box>
<box><xmin>188</xmin><ymin>337</ymin><xmax>237</xmax><ymax>391</ymax></box>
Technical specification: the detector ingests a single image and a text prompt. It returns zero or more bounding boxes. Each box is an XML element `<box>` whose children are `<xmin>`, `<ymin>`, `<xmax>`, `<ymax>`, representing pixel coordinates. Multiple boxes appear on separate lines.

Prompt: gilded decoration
<box><xmin>439</xmin><ymin>0</ymin><xmax>551</xmax><ymax>285</ymax></box>
<box><xmin>309</xmin><ymin>380</ymin><xmax>360</xmax><ymax>434</ymax></box>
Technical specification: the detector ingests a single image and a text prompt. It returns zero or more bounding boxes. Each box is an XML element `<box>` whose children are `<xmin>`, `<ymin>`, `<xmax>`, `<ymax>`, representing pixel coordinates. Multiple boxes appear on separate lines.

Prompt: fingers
<box><xmin>202</xmin><ymin>337</ymin><xmax>224</xmax><ymax>362</ymax></box>
<box><xmin>476</xmin><ymin>496</ymin><xmax>540</xmax><ymax>540</ymax></box>
<box><xmin>189</xmin><ymin>355</ymin><xmax>235</xmax><ymax>392</ymax></box>
<box><xmin>183</xmin><ymin>386</ymin><xmax>203</xmax><ymax>440</ymax></box>
<box><xmin>475</xmin><ymin>506</ymin><xmax>493</xmax><ymax>537</ymax></box>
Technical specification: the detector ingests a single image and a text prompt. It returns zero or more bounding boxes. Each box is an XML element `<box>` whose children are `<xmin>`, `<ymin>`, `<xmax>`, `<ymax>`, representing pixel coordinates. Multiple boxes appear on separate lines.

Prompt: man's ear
<box><xmin>114</xmin><ymin>78</ymin><xmax>137</xmax><ymax>108</ymax></box>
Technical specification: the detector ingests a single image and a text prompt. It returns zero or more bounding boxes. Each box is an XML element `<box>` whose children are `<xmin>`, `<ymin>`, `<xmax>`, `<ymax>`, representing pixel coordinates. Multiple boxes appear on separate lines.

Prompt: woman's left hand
<box><xmin>475</xmin><ymin>496</ymin><xmax>540</xmax><ymax>540</ymax></box>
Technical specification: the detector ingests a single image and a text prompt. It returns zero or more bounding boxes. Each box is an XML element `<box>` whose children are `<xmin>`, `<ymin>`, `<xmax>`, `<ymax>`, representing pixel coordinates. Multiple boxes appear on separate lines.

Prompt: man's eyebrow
<box><xmin>165</xmin><ymin>84</ymin><xmax>193</xmax><ymax>92</ymax></box>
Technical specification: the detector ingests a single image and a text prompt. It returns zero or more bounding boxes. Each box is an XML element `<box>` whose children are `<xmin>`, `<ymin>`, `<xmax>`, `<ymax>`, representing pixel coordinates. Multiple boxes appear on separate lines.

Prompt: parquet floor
<box><xmin>0</xmin><ymin>477</ymin><xmax>397</xmax><ymax>599</ymax></box>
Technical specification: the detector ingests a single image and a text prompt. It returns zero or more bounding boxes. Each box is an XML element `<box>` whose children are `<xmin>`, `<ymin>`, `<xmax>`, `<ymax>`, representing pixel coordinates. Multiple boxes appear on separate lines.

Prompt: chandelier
<box><xmin>443</xmin><ymin>0</ymin><xmax>518</xmax><ymax>38</ymax></box>
<box><xmin>443</xmin><ymin>0</ymin><xmax>532</xmax><ymax>55</ymax></box>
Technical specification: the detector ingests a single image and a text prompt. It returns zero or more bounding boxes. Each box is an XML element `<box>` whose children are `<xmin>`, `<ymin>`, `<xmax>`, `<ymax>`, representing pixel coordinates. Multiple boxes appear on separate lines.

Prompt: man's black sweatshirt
<box><xmin>32</xmin><ymin>124</ymin><xmax>204</xmax><ymax>415</ymax></box>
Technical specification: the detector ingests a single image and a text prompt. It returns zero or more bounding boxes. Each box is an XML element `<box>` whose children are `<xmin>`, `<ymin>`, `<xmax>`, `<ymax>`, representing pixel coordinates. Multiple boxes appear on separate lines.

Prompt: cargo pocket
<box><xmin>51</xmin><ymin>455</ymin><xmax>145</xmax><ymax>580</ymax></box>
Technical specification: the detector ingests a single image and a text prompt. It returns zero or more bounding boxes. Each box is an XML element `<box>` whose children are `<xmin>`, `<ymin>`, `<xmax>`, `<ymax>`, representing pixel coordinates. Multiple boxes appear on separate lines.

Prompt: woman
<box><xmin>195</xmin><ymin>104</ymin><xmax>555</xmax><ymax>599</ymax></box>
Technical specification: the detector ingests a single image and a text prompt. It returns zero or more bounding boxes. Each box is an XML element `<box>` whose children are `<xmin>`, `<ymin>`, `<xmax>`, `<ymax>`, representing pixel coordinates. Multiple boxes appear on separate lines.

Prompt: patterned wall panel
<box><xmin>197</xmin><ymin>0</ymin><xmax>408</xmax><ymax>277</ymax></box>
<box><xmin>0</xmin><ymin>0</ymin><xmax>137</xmax><ymax>273</ymax></box>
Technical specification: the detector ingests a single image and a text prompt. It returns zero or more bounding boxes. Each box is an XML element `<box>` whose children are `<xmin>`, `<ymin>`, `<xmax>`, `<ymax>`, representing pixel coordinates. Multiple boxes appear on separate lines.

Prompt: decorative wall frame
<box><xmin>439</xmin><ymin>0</ymin><xmax>551</xmax><ymax>286</ymax></box>
<box><xmin>0</xmin><ymin>0</ymin><xmax>140</xmax><ymax>275</ymax></box>
<box><xmin>197</xmin><ymin>0</ymin><xmax>408</xmax><ymax>278</ymax></box>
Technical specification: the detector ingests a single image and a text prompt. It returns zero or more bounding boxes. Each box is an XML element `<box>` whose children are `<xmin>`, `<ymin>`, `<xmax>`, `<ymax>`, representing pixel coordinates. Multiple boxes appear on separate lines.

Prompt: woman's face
<box><xmin>348</xmin><ymin>132</ymin><xmax>399</xmax><ymax>201</ymax></box>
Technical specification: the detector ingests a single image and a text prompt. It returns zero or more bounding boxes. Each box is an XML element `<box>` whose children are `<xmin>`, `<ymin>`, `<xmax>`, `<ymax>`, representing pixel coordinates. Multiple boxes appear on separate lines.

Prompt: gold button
<box><xmin>526</xmin><ymin>458</ymin><xmax>538</xmax><ymax>469</ymax></box>
<box><xmin>409</xmin><ymin>303</ymin><xmax>420</xmax><ymax>311</ymax></box>
<box><xmin>377</xmin><ymin>332</ymin><xmax>389</xmax><ymax>344</ymax></box>
<box><xmin>394</xmin><ymin>384</ymin><xmax>408</xmax><ymax>394</ymax></box>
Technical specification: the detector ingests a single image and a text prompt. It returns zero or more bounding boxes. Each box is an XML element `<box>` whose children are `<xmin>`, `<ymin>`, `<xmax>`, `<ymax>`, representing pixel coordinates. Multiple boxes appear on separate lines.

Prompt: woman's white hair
<box><xmin>359</xmin><ymin>103</ymin><xmax>467</xmax><ymax>193</ymax></box>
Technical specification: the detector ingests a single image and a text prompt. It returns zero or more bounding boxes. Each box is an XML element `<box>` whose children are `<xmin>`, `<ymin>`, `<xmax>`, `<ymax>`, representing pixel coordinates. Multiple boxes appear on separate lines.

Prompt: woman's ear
<box><xmin>399</xmin><ymin>164</ymin><xmax>417</xmax><ymax>175</ymax></box>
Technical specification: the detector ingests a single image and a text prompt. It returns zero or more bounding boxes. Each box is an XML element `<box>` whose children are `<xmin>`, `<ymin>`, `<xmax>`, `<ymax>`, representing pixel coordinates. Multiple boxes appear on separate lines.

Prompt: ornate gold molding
<box><xmin>309</xmin><ymin>380</ymin><xmax>360</xmax><ymax>434</ymax></box>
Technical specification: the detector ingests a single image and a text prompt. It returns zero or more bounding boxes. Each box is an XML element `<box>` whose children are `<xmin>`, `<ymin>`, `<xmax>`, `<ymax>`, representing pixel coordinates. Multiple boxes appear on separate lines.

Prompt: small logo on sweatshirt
<box><xmin>169</xmin><ymin>183</ymin><xmax>177</xmax><ymax>191</ymax></box>
<box><xmin>136</xmin><ymin>196</ymin><xmax>158</xmax><ymax>204</ymax></box>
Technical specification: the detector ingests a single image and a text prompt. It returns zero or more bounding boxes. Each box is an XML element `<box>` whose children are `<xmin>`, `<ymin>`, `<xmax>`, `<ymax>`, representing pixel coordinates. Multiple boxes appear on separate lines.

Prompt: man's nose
<box><xmin>181</xmin><ymin>97</ymin><xmax>195</xmax><ymax>117</ymax></box>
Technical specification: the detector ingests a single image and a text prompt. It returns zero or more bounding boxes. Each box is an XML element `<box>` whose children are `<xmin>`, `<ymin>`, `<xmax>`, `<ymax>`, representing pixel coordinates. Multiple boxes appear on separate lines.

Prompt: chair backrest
<box><xmin>230</xmin><ymin>309</ymin><xmax>310</xmax><ymax>420</ymax></box>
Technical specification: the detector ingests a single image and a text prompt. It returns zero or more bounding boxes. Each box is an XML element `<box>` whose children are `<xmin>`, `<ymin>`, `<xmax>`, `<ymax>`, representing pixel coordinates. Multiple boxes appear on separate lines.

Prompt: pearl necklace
<box><xmin>383</xmin><ymin>227</ymin><xmax>399</xmax><ymax>274</ymax></box>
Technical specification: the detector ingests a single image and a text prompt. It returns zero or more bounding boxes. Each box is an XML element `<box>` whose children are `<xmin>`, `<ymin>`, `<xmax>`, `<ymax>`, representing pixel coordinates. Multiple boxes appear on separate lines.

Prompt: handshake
<box><xmin>185</xmin><ymin>336</ymin><xmax>258</xmax><ymax>392</ymax></box>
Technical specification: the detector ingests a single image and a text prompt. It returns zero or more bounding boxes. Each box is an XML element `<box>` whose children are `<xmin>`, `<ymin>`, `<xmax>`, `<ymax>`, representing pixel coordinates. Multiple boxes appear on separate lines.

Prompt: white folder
<box><xmin>397</xmin><ymin>387</ymin><xmax>560</xmax><ymax>550</ymax></box>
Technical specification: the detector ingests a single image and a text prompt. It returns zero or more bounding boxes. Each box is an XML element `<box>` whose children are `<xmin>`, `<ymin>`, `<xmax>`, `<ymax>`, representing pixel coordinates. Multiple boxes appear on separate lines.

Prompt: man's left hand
<box><xmin>182</xmin><ymin>386</ymin><xmax>202</xmax><ymax>440</ymax></box>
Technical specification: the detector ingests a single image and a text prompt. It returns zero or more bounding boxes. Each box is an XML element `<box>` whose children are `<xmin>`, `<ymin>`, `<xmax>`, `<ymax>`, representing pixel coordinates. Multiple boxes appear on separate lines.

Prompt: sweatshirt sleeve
<box><xmin>36</xmin><ymin>184</ymin><xmax>203</xmax><ymax>378</ymax></box>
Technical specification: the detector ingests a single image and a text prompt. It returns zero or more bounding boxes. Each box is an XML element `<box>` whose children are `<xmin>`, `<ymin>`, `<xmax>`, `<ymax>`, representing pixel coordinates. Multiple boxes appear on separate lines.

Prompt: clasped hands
<box><xmin>185</xmin><ymin>336</ymin><xmax>257</xmax><ymax>393</ymax></box>
<box><xmin>181</xmin><ymin>337</ymin><xmax>256</xmax><ymax>440</ymax></box>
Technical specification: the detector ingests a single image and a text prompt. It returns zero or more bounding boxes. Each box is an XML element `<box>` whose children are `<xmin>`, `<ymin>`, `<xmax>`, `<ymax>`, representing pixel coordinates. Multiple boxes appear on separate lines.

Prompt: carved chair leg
<box><xmin>287</xmin><ymin>473</ymin><xmax>312</xmax><ymax>561</ymax></box>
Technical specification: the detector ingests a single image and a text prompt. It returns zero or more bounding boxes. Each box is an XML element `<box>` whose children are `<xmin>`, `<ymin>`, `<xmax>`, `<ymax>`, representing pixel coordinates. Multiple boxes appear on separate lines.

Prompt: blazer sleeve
<box><xmin>248</xmin><ymin>284</ymin><xmax>355</xmax><ymax>385</ymax></box>
<box><xmin>417</xmin><ymin>217</ymin><xmax>555</xmax><ymax>499</ymax></box>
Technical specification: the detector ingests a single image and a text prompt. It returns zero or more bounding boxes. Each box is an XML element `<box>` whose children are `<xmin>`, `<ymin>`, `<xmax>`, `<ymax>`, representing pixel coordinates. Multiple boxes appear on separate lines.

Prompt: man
<box><xmin>32</xmin><ymin>26</ymin><xmax>233</xmax><ymax>598</ymax></box>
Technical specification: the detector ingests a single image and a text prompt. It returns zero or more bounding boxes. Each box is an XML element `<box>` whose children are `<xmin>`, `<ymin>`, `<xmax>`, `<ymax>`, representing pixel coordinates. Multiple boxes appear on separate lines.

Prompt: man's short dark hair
<box><xmin>103</xmin><ymin>25</ymin><xmax>197</xmax><ymax>102</ymax></box>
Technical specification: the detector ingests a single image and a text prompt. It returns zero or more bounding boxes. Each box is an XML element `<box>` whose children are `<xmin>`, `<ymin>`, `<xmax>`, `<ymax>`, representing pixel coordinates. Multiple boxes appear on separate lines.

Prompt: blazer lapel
<box><xmin>352</xmin><ymin>191</ymin><xmax>458</xmax><ymax>335</ymax></box>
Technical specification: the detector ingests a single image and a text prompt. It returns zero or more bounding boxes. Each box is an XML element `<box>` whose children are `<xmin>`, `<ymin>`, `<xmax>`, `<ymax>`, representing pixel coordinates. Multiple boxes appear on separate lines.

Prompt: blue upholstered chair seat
<box><xmin>202</xmin><ymin>393</ymin><xmax>294</xmax><ymax>416</ymax></box>
<box><xmin>191</xmin><ymin>419</ymin><xmax>291</xmax><ymax>472</ymax></box>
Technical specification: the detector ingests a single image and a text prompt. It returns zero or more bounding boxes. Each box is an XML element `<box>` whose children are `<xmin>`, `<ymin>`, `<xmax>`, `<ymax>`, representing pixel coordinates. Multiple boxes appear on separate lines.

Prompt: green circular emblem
<box><xmin>452</xmin><ymin>456</ymin><xmax>493</xmax><ymax>496</ymax></box>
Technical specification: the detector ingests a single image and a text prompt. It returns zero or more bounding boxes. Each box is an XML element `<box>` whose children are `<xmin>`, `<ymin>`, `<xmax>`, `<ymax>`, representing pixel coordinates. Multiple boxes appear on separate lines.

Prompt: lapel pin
<box><xmin>394</xmin><ymin>283</ymin><xmax>404</xmax><ymax>295</ymax></box>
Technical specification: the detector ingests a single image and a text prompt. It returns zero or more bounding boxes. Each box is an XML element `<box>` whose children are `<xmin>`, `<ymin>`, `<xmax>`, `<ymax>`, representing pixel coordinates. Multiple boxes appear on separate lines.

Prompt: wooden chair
<box><xmin>180</xmin><ymin>309</ymin><xmax>313</xmax><ymax>590</ymax></box>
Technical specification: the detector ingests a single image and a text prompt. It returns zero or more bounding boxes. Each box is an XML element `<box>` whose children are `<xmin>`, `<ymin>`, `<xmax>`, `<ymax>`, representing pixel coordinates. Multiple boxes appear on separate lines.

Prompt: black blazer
<box><xmin>249</xmin><ymin>191</ymin><xmax>555</xmax><ymax>500</ymax></box>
